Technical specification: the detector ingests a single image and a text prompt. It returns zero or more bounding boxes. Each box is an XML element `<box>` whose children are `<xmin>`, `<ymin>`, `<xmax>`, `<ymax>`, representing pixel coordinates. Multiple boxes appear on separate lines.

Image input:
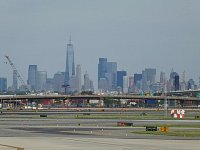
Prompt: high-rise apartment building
<box><xmin>28</xmin><ymin>65</ymin><xmax>37</xmax><ymax>91</ymax></box>
<box><xmin>64</xmin><ymin>36</ymin><xmax>75</xmax><ymax>87</ymax></box>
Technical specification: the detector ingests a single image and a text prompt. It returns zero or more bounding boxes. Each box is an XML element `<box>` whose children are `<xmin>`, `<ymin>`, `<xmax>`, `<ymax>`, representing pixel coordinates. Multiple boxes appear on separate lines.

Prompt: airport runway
<box><xmin>0</xmin><ymin>111</ymin><xmax>200</xmax><ymax>149</ymax></box>
<box><xmin>0</xmin><ymin>137</ymin><xmax>200</xmax><ymax>150</ymax></box>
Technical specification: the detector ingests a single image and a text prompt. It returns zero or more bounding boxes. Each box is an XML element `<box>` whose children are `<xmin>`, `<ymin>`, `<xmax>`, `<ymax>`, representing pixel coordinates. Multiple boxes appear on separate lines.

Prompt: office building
<box><xmin>83</xmin><ymin>72</ymin><xmax>94</xmax><ymax>91</ymax></box>
<box><xmin>69</xmin><ymin>75</ymin><xmax>77</xmax><ymax>92</ymax></box>
<box><xmin>76</xmin><ymin>64</ymin><xmax>82</xmax><ymax>92</ymax></box>
<box><xmin>98</xmin><ymin>58</ymin><xmax>107</xmax><ymax>89</ymax></box>
<box><xmin>98</xmin><ymin>78</ymin><xmax>108</xmax><ymax>92</ymax></box>
<box><xmin>83</xmin><ymin>72</ymin><xmax>90</xmax><ymax>91</ymax></box>
<box><xmin>123</xmin><ymin>76</ymin><xmax>129</xmax><ymax>93</ymax></box>
<box><xmin>64</xmin><ymin>36</ymin><xmax>75</xmax><ymax>87</ymax></box>
<box><xmin>169</xmin><ymin>71</ymin><xmax>179</xmax><ymax>91</ymax></box>
<box><xmin>106</xmin><ymin>62</ymin><xmax>117</xmax><ymax>91</ymax></box>
<box><xmin>45</xmin><ymin>78</ymin><xmax>54</xmax><ymax>92</ymax></box>
<box><xmin>117</xmin><ymin>71</ymin><xmax>127</xmax><ymax>91</ymax></box>
<box><xmin>53</xmin><ymin>72</ymin><xmax>65</xmax><ymax>92</ymax></box>
<box><xmin>13</xmin><ymin>70</ymin><xmax>18</xmax><ymax>91</ymax></box>
<box><xmin>174</xmin><ymin>75</ymin><xmax>180</xmax><ymax>91</ymax></box>
<box><xmin>128</xmin><ymin>76</ymin><xmax>134</xmax><ymax>93</ymax></box>
<box><xmin>27</xmin><ymin>65</ymin><xmax>37</xmax><ymax>91</ymax></box>
<box><xmin>134</xmin><ymin>74</ymin><xmax>142</xmax><ymax>84</ymax></box>
<box><xmin>36</xmin><ymin>71</ymin><xmax>47</xmax><ymax>91</ymax></box>
<box><xmin>0</xmin><ymin>78</ymin><xmax>7</xmax><ymax>92</ymax></box>
<box><xmin>142</xmin><ymin>68</ymin><xmax>156</xmax><ymax>92</ymax></box>
<box><xmin>188</xmin><ymin>79</ymin><xmax>195</xmax><ymax>90</ymax></box>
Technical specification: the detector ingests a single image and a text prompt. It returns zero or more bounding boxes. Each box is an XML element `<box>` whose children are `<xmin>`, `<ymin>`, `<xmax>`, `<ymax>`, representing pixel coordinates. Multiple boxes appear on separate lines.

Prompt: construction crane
<box><xmin>5</xmin><ymin>55</ymin><xmax>28</xmax><ymax>92</ymax></box>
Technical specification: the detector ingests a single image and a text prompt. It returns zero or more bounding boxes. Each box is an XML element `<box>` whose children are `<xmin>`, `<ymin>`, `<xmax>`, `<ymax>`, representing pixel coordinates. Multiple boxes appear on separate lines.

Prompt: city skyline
<box><xmin>1</xmin><ymin>56</ymin><xmax>199</xmax><ymax>93</ymax></box>
<box><xmin>0</xmin><ymin>0</ymin><xmax>200</xmax><ymax>88</ymax></box>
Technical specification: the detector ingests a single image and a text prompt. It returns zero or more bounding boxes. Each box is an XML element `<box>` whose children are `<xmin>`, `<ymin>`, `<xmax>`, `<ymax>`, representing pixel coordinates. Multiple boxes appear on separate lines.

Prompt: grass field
<box><xmin>1</xmin><ymin>112</ymin><xmax>200</xmax><ymax>120</ymax></box>
<box><xmin>132</xmin><ymin>130</ymin><xmax>200</xmax><ymax>137</ymax></box>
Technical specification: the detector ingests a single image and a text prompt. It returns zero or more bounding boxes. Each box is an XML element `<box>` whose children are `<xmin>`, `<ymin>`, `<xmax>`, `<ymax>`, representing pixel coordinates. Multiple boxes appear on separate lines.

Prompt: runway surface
<box><xmin>0</xmin><ymin>111</ymin><xmax>200</xmax><ymax>149</ymax></box>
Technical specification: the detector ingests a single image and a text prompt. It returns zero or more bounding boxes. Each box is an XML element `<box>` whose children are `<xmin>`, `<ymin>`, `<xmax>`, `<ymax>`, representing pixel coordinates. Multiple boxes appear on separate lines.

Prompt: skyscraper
<box><xmin>174</xmin><ymin>75</ymin><xmax>180</xmax><ymax>91</ymax></box>
<box><xmin>170</xmin><ymin>71</ymin><xmax>179</xmax><ymax>91</ymax></box>
<box><xmin>123</xmin><ymin>76</ymin><xmax>129</xmax><ymax>93</ymax></box>
<box><xmin>98</xmin><ymin>58</ymin><xmax>117</xmax><ymax>91</ymax></box>
<box><xmin>83</xmin><ymin>72</ymin><xmax>93</xmax><ymax>91</ymax></box>
<box><xmin>36</xmin><ymin>71</ymin><xmax>47</xmax><ymax>91</ymax></box>
<box><xmin>13</xmin><ymin>70</ymin><xmax>18</xmax><ymax>91</ymax></box>
<box><xmin>142</xmin><ymin>68</ymin><xmax>156</xmax><ymax>92</ymax></box>
<box><xmin>117</xmin><ymin>71</ymin><xmax>127</xmax><ymax>90</ymax></box>
<box><xmin>53</xmin><ymin>72</ymin><xmax>65</xmax><ymax>92</ymax></box>
<box><xmin>98</xmin><ymin>58</ymin><xmax>107</xmax><ymax>86</ymax></box>
<box><xmin>0</xmin><ymin>78</ymin><xmax>7</xmax><ymax>92</ymax></box>
<box><xmin>28</xmin><ymin>65</ymin><xmax>37</xmax><ymax>91</ymax></box>
<box><xmin>84</xmin><ymin>72</ymin><xmax>90</xmax><ymax>91</ymax></box>
<box><xmin>76</xmin><ymin>64</ymin><xmax>81</xmax><ymax>92</ymax></box>
<box><xmin>64</xmin><ymin>36</ymin><xmax>75</xmax><ymax>87</ymax></box>
<box><xmin>106</xmin><ymin>62</ymin><xmax>117</xmax><ymax>91</ymax></box>
<box><xmin>188</xmin><ymin>79</ymin><xmax>195</xmax><ymax>90</ymax></box>
<box><xmin>160</xmin><ymin>72</ymin><xmax>166</xmax><ymax>92</ymax></box>
<box><xmin>134</xmin><ymin>74</ymin><xmax>142</xmax><ymax>85</ymax></box>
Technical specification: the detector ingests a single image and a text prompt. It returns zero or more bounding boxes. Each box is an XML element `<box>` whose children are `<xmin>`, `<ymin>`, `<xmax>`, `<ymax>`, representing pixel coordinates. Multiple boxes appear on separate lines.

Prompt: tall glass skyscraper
<box><xmin>36</xmin><ymin>71</ymin><xmax>47</xmax><ymax>91</ymax></box>
<box><xmin>64</xmin><ymin>36</ymin><xmax>75</xmax><ymax>86</ymax></box>
<box><xmin>13</xmin><ymin>70</ymin><xmax>18</xmax><ymax>91</ymax></box>
<box><xmin>106</xmin><ymin>62</ymin><xmax>117</xmax><ymax>90</ymax></box>
<box><xmin>98</xmin><ymin>58</ymin><xmax>107</xmax><ymax>89</ymax></box>
<box><xmin>142</xmin><ymin>68</ymin><xmax>156</xmax><ymax>92</ymax></box>
<box><xmin>117</xmin><ymin>71</ymin><xmax>127</xmax><ymax>90</ymax></box>
<box><xmin>0</xmin><ymin>78</ymin><xmax>7</xmax><ymax>92</ymax></box>
<box><xmin>76</xmin><ymin>64</ymin><xmax>81</xmax><ymax>92</ymax></box>
<box><xmin>28</xmin><ymin>65</ymin><xmax>37</xmax><ymax>91</ymax></box>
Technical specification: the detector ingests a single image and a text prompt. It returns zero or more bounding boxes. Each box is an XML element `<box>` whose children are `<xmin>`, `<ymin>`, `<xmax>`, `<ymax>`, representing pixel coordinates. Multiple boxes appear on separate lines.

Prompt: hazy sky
<box><xmin>0</xmin><ymin>0</ymin><xmax>200</xmax><ymax>88</ymax></box>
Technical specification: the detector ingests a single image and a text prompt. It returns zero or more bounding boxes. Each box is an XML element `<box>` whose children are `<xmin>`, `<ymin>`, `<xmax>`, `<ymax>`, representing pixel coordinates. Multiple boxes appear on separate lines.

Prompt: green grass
<box><xmin>1</xmin><ymin>113</ymin><xmax>199</xmax><ymax>121</ymax></box>
<box><xmin>132</xmin><ymin>130</ymin><xmax>200</xmax><ymax>137</ymax></box>
<box><xmin>74</xmin><ymin>114</ymin><xmax>197</xmax><ymax>120</ymax></box>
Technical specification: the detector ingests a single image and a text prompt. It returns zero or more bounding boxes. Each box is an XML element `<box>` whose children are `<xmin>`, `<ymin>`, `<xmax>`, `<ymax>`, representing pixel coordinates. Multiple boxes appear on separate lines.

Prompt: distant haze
<box><xmin>0</xmin><ymin>0</ymin><xmax>200</xmax><ymax>89</ymax></box>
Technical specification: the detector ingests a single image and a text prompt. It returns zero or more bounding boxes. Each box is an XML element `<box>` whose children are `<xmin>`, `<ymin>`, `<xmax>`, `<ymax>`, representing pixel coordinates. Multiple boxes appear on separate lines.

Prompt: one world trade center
<box><xmin>64</xmin><ymin>35</ymin><xmax>75</xmax><ymax>91</ymax></box>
